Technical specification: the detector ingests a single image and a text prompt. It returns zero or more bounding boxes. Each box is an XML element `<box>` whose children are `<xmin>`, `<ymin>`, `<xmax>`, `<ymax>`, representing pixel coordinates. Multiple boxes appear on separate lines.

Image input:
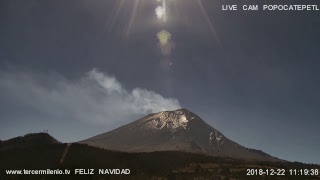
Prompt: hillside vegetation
<box><xmin>1</xmin><ymin>142</ymin><xmax>319</xmax><ymax>180</ymax></box>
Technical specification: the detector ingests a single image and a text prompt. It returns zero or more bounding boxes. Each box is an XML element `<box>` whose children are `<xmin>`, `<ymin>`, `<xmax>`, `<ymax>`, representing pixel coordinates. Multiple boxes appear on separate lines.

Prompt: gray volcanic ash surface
<box><xmin>80</xmin><ymin>109</ymin><xmax>281</xmax><ymax>162</ymax></box>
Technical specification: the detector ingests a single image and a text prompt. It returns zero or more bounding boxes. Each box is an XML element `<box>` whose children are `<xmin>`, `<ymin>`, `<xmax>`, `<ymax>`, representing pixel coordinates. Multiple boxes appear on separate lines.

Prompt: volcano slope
<box><xmin>80</xmin><ymin>109</ymin><xmax>281</xmax><ymax>162</ymax></box>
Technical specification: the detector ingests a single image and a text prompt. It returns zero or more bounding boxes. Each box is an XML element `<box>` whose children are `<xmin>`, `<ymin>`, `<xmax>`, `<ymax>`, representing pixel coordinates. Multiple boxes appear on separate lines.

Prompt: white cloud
<box><xmin>0</xmin><ymin>68</ymin><xmax>181</xmax><ymax>125</ymax></box>
<box><xmin>87</xmin><ymin>69</ymin><xmax>123</xmax><ymax>94</ymax></box>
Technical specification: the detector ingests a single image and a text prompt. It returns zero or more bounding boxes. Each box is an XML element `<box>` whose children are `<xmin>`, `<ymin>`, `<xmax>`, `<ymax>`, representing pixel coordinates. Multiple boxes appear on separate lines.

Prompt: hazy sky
<box><xmin>1</xmin><ymin>0</ymin><xmax>319</xmax><ymax>164</ymax></box>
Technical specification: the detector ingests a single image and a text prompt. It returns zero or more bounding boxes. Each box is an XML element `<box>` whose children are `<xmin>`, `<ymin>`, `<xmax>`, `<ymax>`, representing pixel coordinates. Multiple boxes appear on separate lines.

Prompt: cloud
<box><xmin>0</xmin><ymin>68</ymin><xmax>181</xmax><ymax>125</ymax></box>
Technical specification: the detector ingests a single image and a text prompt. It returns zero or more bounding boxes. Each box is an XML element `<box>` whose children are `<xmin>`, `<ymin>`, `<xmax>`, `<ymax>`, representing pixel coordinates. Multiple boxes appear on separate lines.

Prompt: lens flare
<box><xmin>196</xmin><ymin>0</ymin><xmax>222</xmax><ymax>47</ymax></box>
<box><xmin>155</xmin><ymin>6</ymin><xmax>165</xmax><ymax>19</ymax></box>
<box><xmin>157</xmin><ymin>30</ymin><xmax>171</xmax><ymax>45</ymax></box>
<box><xmin>125</xmin><ymin>0</ymin><xmax>140</xmax><ymax>37</ymax></box>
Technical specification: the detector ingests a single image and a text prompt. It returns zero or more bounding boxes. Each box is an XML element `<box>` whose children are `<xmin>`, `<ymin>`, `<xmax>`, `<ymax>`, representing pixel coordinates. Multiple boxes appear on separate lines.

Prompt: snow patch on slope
<box><xmin>209</xmin><ymin>131</ymin><xmax>224</xmax><ymax>147</ymax></box>
<box><xmin>141</xmin><ymin>110</ymin><xmax>191</xmax><ymax>132</ymax></box>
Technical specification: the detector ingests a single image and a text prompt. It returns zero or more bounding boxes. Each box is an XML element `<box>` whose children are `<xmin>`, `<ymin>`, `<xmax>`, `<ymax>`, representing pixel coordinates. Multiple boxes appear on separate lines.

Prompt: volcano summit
<box><xmin>80</xmin><ymin>109</ymin><xmax>281</xmax><ymax>162</ymax></box>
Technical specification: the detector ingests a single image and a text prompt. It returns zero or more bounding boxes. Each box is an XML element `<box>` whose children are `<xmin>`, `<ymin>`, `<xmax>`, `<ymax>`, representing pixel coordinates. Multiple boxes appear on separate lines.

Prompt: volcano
<box><xmin>80</xmin><ymin>109</ymin><xmax>281</xmax><ymax>162</ymax></box>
